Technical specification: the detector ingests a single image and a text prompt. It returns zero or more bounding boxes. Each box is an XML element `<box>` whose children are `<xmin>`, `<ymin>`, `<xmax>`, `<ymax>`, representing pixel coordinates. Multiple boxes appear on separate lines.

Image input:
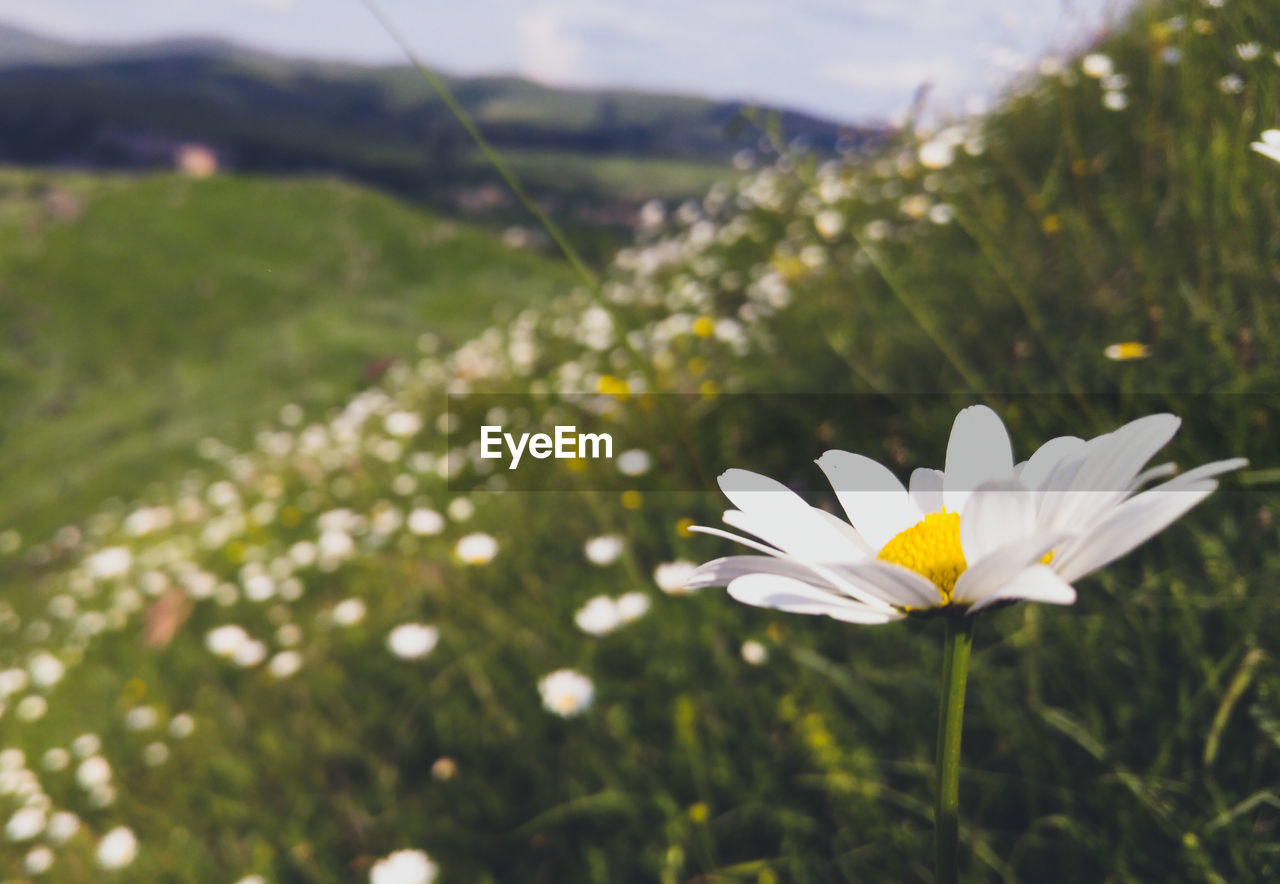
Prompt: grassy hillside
<box><xmin>1</xmin><ymin>0</ymin><xmax>1280</xmax><ymax>882</ymax></box>
<box><xmin>0</xmin><ymin>169</ymin><xmax>577</xmax><ymax>540</ymax></box>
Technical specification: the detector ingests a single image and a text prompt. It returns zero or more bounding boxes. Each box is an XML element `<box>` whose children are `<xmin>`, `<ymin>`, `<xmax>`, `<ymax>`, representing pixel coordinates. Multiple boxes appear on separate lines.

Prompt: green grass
<box><xmin>0</xmin><ymin>169</ymin><xmax>577</xmax><ymax>540</ymax></box>
<box><xmin>3</xmin><ymin>0</ymin><xmax>1280</xmax><ymax>881</ymax></box>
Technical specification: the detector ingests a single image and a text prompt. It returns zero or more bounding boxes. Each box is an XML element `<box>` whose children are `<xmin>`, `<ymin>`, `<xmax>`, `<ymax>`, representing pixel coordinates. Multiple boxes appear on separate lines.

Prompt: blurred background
<box><xmin>2</xmin><ymin>0</ymin><xmax>1280</xmax><ymax>881</ymax></box>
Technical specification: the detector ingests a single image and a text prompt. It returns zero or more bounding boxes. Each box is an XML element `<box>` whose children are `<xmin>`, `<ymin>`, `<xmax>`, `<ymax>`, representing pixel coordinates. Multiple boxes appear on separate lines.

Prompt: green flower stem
<box><xmin>935</xmin><ymin>614</ymin><xmax>974</xmax><ymax>884</ymax></box>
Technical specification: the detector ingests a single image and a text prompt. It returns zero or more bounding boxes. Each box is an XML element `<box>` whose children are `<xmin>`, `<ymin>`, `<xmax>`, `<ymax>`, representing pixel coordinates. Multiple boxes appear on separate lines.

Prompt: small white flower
<box><xmin>85</xmin><ymin>547</ymin><xmax>132</xmax><ymax>579</ymax></box>
<box><xmin>143</xmin><ymin>742</ymin><xmax>170</xmax><ymax>766</ymax></box>
<box><xmin>46</xmin><ymin>811</ymin><xmax>79</xmax><ymax>844</ymax></box>
<box><xmin>332</xmin><ymin>598</ymin><xmax>367</xmax><ymax>627</ymax></box>
<box><xmin>384</xmin><ymin>411</ymin><xmax>423</xmax><ymax>438</ymax></box>
<box><xmin>616</xmin><ymin>449</ymin><xmax>652</xmax><ymax>476</ymax></box>
<box><xmin>1081</xmin><ymin>53</ymin><xmax>1114</xmax><ymax>78</ymax></box>
<box><xmin>125</xmin><ymin>706</ymin><xmax>158</xmax><ymax>731</ymax></box>
<box><xmin>584</xmin><ymin>535</ymin><xmax>624</xmax><ymax>566</ymax></box>
<box><xmin>232</xmin><ymin>639</ymin><xmax>267</xmax><ymax>668</ymax></box>
<box><xmin>456</xmin><ymin>532</ymin><xmax>498</xmax><ymax>564</ymax></box>
<box><xmin>76</xmin><ymin>756</ymin><xmax>111</xmax><ymax>789</ymax></box>
<box><xmin>407</xmin><ymin>508</ymin><xmax>445</xmax><ymax>536</ymax></box>
<box><xmin>16</xmin><ymin>695</ymin><xmax>46</xmax><ymax>721</ymax></box>
<box><xmin>1103</xmin><ymin>91</ymin><xmax>1129</xmax><ymax>111</ymax></box>
<box><xmin>387</xmin><ymin>623</ymin><xmax>439</xmax><ymax>659</ymax></box>
<box><xmin>24</xmin><ymin>845</ymin><xmax>54</xmax><ymax>875</ymax></box>
<box><xmin>1219</xmin><ymin>74</ymin><xmax>1244</xmax><ymax>94</ymax></box>
<box><xmin>741</xmin><ymin>640</ymin><xmax>769</xmax><ymax>666</ymax></box>
<box><xmin>574</xmin><ymin>596</ymin><xmax>621</xmax><ymax>636</ymax></box>
<box><xmin>1236</xmin><ymin>42</ymin><xmax>1260</xmax><ymax>61</ymax></box>
<box><xmin>206</xmin><ymin>624</ymin><xmax>250</xmax><ymax>657</ymax></box>
<box><xmin>654</xmin><ymin>560</ymin><xmax>698</xmax><ymax>594</ymax></box>
<box><xmin>538</xmin><ymin>669</ymin><xmax>595</xmax><ymax>718</ymax></box>
<box><xmin>369</xmin><ymin>848</ymin><xmax>439</xmax><ymax>884</ymax></box>
<box><xmin>71</xmin><ymin>734</ymin><xmax>100</xmax><ymax>757</ymax></box>
<box><xmin>268</xmin><ymin>651</ymin><xmax>303</xmax><ymax>679</ymax></box>
<box><xmin>616</xmin><ymin>591</ymin><xmax>651</xmax><ymax>623</ymax></box>
<box><xmin>918</xmin><ymin>139</ymin><xmax>955</xmax><ymax>170</ymax></box>
<box><xmin>168</xmin><ymin>714</ymin><xmax>196</xmax><ymax>739</ymax></box>
<box><xmin>96</xmin><ymin>826</ymin><xmax>138</xmax><ymax>870</ymax></box>
<box><xmin>27</xmin><ymin>653</ymin><xmax>64</xmax><ymax>689</ymax></box>
<box><xmin>5</xmin><ymin>806</ymin><xmax>46</xmax><ymax>841</ymax></box>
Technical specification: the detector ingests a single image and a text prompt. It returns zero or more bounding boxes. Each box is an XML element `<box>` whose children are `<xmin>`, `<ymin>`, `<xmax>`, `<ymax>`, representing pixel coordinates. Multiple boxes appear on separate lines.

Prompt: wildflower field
<box><xmin>3</xmin><ymin>0</ymin><xmax>1280</xmax><ymax>881</ymax></box>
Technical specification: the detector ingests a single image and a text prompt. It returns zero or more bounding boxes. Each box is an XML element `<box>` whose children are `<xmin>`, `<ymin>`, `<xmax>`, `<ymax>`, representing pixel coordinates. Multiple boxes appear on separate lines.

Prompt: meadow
<box><xmin>1</xmin><ymin>0</ymin><xmax>1279</xmax><ymax>881</ymax></box>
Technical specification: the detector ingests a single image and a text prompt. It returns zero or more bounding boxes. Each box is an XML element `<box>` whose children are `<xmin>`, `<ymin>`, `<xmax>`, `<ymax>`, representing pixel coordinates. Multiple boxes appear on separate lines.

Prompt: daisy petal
<box><xmin>944</xmin><ymin>405</ymin><xmax>1015</xmax><ymax>513</ymax></box>
<box><xmin>952</xmin><ymin>531</ymin><xmax>1068</xmax><ymax>605</ymax></box>
<box><xmin>959</xmin><ymin>479</ymin><xmax>1038</xmax><ymax>563</ymax></box>
<box><xmin>1017</xmin><ymin>435</ymin><xmax>1085</xmax><ymax>491</ymax></box>
<box><xmin>717</xmin><ymin>469</ymin><xmax>871</xmax><ymax>562</ymax></box>
<box><xmin>966</xmin><ymin>564</ymin><xmax>1077</xmax><ymax>614</ymax></box>
<box><xmin>836</xmin><ymin>561</ymin><xmax>944</xmax><ymax>608</ymax></box>
<box><xmin>909</xmin><ymin>468</ymin><xmax>945</xmax><ymax>514</ymax></box>
<box><xmin>1039</xmin><ymin>414</ymin><xmax>1180</xmax><ymax>532</ymax></box>
<box><xmin>726</xmin><ymin>574</ymin><xmax>902</xmax><ymax>624</ymax></box>
<box><xmin>685</xmin><ymin>555</ymin><xmax>823</xmax><ymax>589</ymax></box>
<box><xmin>1163</xmin><ymin>457</ymin><xmax>1248</xmax><ymax>487</ymax></box>
<box><xmin>692</xmin><ymin>524</ymin><xmax>895</xmax><ymax>610</ymax></box>
<box><xmin>1051</xmin><ymin>479</ymin><xmax>1218</xmax><ymax>582</ymax></box>
<box><xmin>815</xmin><ymin>451</ymin><xmax>922</xmax><ymax>550</ymax></box>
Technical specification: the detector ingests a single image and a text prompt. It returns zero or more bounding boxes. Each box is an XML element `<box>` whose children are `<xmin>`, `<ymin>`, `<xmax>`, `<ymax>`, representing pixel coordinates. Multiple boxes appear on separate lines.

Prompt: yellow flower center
<box><xmin>877</xmin><ymin>511</ymin><xmax>967</xmax><ymax>602</ymax></box>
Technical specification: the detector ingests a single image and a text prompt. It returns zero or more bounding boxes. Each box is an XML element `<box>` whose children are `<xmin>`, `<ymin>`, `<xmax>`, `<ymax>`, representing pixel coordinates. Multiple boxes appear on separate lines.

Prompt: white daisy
<box><xmin>690</xmin><ymin>406</ymin><xmax>1244</xmax><ymax>621</ymax></box>
<box><xmin>538</xmin><ymin>669</ymin><xmax>595</xmax><ymax>717</ymax></box>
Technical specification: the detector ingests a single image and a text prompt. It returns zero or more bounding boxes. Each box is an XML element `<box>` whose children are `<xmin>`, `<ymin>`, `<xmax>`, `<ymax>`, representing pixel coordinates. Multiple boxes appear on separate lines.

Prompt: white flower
<box><xmin>407</xmin><ymin>508</ymin><xmax>445</xmax><ymax>536</ymax></box>
<box><xmin>387</xmin><ymin>623</ymin><xmax>439</xmax><ymax>659</ymax></box>
<box><xmin>584</xmin><ymin>534</ymin><xmax>624</xmax><ymax>566</ymax></box>
<box><xmin>384</xmin><ymin>411</ymin><xmax>423</xmax><ymax>438</ymax></box>
<box><xmin>1252</xmin><ymin>129</ymin><xmax>1280</xmax><ymax>164</ymax></box>
<box><xmin>1103</xmin><ymin>91</ymin><xmax>1129</xmax><ymax>111</ymax></box>
<box><xmin>1081</xmin><ymin>53</ymin><xmax>1114</xmax><ymax>78</ymax></box>
<box><xmin>654</xmin><ymin>560</ymin><xmax>698</xmax><ymax>594</ymax></box>
<box><xmin>168</xmin><ymin>714</ymin><xmax>196</xmax><ymax>739</ymax></box>
<box><xmin>574</xmin><ymin>596</ymin><xmax>622</xmax><ymax>636</ymax></box>
<box><xmin>332</xmin><ymin>598</ymin><xmax>367</xmax><ymax>627</ymax></box>
<box><xmin>456</xmin><ymin>532</ymin><xmax>498</xmax><ymax>564</ymax></box>
<box><xmin>96</xmin><ymin>826</ymin><xmax>138</xmax><ymax>870</ymax></box>
<box><xmin>85</xmin><ymin>547</ymin><xmax>132</xmax><ymax>579</ymax></box>
<box><xmin>741</xmin><ymin>640</ymin><xmax>769</xmax><ymax>665</ymax></box>
<box><xmin>690</xmin><ymin>406</ymin><xmax>1244</xmax><ymax>621</ymax></box>
<box><xmin>232</xmin><ymin>639</ymin><xmax>267</xmax><ymax>668</ymax></box>
<box><xmin>268</xmin><ymin>651</ymin><xmax>303</xmax><ymax>679</ymax></box>
<box><xmin>616</xmin><ymin>591</ymin><xmax>651</xmax><ymax>622</ymax></box>
<box><xmin>616</xmin><ymin>449</ymin><xmax>652</xmax><ymax>476</ymax></box>
<box><xmin>369</xmin><ymin>848</ymin><xmax>438</xmax><ymax>884</ymax></box>
<box><xmin>24</xmin><ymin>845</ymin><xmax>53</xmax><ymax>875</ymax></box>
<box><xmin>27</xmin><ymin>653</ymin><xmax>64</xmax><ymax>688</ymax></box>
<box><xmin>6</xmin><ymin>806</ymin><xmax>46</xmax><ymax>841</ymax></box>
<box><xmin>538</xmin><ymin>669</ymin><xmax>595</xmax><ymax>717</ymax></box>
<box><xmin>206</xmin><ymin>624</ymin><xmax>250</xmax><ymax>657</ymax></box>
<box><xmin>76</xmin><ymin>756</ymin><xmax>111</xmax><ymax>789</ymax></box>
<box><xmin>46</xmin><ymin>812</ymin><xmax>79</xmax><ymax>844</ymax></box>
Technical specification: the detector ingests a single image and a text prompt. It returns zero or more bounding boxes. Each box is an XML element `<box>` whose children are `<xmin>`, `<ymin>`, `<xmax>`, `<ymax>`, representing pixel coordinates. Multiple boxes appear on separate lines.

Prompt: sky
<box><xmin>0</xmin><ymin>0</ymin><xmax>1133</xmax><ymax>123</ymax></box>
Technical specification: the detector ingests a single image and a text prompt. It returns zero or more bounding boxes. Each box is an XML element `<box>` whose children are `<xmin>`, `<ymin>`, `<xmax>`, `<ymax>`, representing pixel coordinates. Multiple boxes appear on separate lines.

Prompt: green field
<box><xmin>1</xmin><ymin>0</ymin><xmax>1280</xmax><ymax>881</ymax></box>
<box><xmin>0</xmin><ymin>170</ymin><xmax>577</xmax><ymax>540</ymax></box>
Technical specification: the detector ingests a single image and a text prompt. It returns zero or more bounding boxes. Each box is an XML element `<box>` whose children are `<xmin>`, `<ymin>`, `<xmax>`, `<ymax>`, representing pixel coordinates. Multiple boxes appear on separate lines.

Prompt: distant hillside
<box><xmin>0</xmin><ymin>24</ymin><xmax>886</xmax><ymax>243</ymax></box>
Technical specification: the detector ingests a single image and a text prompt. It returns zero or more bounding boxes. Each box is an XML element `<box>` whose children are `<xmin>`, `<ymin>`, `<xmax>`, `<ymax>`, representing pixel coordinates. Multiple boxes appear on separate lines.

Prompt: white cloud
<box><xmin>816</xmin><ymin>56</ymin><xmax>956</xmax><ymax>90</ymax></box>
<box><xmin>515</xmin><ymin>2</ymin><xmax>588</xmax><ymax>84</ymax></box>
<box><xmin>234</xmin><ymin>0</ymin><xmax>294</xmax><ymax>10</ymax></box>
